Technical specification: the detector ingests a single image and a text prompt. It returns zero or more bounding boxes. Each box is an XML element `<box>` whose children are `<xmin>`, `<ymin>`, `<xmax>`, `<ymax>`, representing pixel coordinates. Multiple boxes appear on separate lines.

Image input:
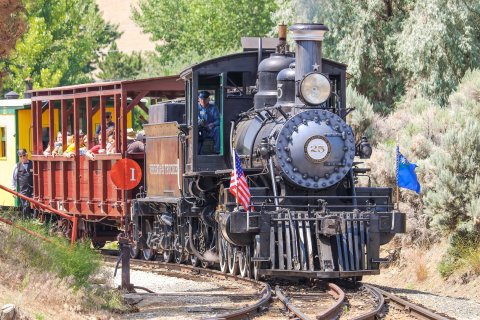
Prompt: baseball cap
<box><xmin>198</xmin><ymin>91</ymin><xmax>210</xmax><ymax>99</ymax></box>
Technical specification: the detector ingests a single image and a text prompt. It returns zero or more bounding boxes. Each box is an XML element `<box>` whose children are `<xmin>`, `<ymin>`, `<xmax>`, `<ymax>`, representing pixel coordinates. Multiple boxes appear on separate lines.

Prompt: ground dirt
<box><xmin>364</xmin><ymin>239</ymin><xmax>480</xmax><ymax>303</ymax></box>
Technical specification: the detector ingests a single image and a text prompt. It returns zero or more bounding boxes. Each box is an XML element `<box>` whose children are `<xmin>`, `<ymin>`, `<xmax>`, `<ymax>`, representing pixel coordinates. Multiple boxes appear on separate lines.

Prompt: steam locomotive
<box><xmin>131</xmin><ymin>23</ymin><xmax>406</xmax><ymax>280</ymax></box>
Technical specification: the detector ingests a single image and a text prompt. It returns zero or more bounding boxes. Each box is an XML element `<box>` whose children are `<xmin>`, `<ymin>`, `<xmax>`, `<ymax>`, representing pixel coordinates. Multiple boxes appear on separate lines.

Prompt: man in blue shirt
<box><xmin>198</xmin><ymin>91</ymin><xmax>220</xmax><ymax>154</ymax></box>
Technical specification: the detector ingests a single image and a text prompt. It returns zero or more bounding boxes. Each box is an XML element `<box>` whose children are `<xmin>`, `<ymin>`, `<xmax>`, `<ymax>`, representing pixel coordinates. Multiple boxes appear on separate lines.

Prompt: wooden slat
<box><xmin>73</xmin><ymin>98</ymin><xmax>80</xmax><ymax>208</ymax></box>
<box><xmin>86</xmin><ymin>97</ymin><xmax>94</xmax><ymax>213</ymax></box>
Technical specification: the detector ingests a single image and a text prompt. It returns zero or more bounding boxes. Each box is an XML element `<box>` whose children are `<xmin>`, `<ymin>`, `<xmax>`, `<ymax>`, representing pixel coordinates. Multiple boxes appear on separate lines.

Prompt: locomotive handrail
<box><xmin>31</xmin><ymin>155</ymin><xmax>75</xmax><ymax>162</ymax></box>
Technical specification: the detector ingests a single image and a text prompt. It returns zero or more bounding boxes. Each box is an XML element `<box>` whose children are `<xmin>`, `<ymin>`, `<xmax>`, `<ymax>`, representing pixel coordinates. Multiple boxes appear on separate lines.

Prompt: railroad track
<box><xmin>273</xmin><ymin>282</ymin><xmax>449</xmax><ymax>320</ymax></box>
<box><xmin>102</xmin><ymin>252</ymin><xmax>450</xmax><ymax>320</ymax></box>
<box><xmin>103</xmin><ymin>254</ymin><xmax>271</xmax><ymax>320</ymax></box>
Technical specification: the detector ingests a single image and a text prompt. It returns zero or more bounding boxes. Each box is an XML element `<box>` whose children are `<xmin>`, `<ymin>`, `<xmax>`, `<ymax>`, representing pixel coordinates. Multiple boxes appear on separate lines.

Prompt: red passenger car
<box><xmin>29</xmin><ymin>77</ymin><xmax>184</xmax><ymax>245</ymax></box>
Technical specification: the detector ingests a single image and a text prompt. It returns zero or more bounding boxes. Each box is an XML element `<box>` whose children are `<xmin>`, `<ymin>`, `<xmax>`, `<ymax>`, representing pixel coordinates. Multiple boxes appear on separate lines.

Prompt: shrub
<box><xmin>346</xmin><ymin>85</ymin><xmax>375</xmax><ymax>143</ymax></box>
<box><xmin>438</xmin><ymin>255</ymin><xmax>458</xmax><ymax>278</ymax></box>
<box><xmin>423</xmin><ymin>70</ymin><xmax>480</xmax><ymax>237</ymax></box>
<box><xmin>0</xmin><ymin>217</ymin><xmax>101</xmax><ymax>288</ymax></box>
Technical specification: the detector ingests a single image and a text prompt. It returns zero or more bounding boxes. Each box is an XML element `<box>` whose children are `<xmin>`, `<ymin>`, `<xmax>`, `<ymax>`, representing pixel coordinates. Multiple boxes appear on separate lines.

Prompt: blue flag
<box><xmin>396</xmin><ymin>146</ymin><xmax>421</xmax><ymax>194</ymax></box>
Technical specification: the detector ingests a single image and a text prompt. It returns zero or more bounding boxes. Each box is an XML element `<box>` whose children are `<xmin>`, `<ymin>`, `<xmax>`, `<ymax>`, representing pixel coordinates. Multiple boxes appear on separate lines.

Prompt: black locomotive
<box><xmin>131</xmin><ymin>23</ymin><xmax>406</xmax><ymax>280</ymax></box>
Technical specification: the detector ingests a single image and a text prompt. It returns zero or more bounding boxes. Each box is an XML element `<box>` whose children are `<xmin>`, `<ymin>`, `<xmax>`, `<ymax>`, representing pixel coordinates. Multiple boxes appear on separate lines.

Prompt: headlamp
<box><xmin>299</xmin><ymin>72</ymin><xmax>331</xmax><ymax>106</ymax></box>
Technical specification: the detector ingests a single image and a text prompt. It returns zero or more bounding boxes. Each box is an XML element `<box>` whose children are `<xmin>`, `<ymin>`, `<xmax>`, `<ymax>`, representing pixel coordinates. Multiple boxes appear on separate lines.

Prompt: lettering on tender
<box><xmin>149</xmin><ymin>163</ymin><xmax>179</xmax><ymax>175</ymax></box>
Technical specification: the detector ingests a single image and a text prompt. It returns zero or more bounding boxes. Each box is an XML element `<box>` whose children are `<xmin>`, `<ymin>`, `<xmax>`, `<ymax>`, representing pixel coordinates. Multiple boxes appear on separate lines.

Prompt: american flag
<box><xmin>230</xmin><ymin>149</ymin><xmax>252</xmax><ymax>211</ymax></box>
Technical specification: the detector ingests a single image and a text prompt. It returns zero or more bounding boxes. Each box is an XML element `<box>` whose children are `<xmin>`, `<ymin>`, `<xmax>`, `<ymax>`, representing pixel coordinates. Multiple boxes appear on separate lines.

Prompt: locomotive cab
<box><xmin>180</xmin><ymin>51</ymin><xmax>269</xmax><ymax>172</ymax></box>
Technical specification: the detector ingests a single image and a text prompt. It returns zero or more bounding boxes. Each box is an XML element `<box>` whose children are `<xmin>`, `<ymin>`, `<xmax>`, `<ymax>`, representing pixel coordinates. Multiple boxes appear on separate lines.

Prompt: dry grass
<box><xmin>415</xmin><ymin>261</ymin><xmax>428</xmax><ymax>282</ymax></box>
<box><xmin>465</xmin><ymin>248</ymin><xmax>480</xmax><ymax>275</ymax></box>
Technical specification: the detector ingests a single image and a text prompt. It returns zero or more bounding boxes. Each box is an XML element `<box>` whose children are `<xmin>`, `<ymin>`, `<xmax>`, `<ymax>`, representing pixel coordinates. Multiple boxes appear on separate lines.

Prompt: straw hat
<box><xmin>127</xmin><ymin>128</ymin><xmax>136</xmax><ymax>140</ymax></box>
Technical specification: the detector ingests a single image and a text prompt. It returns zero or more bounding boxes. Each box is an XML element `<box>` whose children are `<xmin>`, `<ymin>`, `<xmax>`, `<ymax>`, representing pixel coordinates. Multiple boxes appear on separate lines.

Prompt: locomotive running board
<box><xmin>259</xmin><ymin>269</ymin><xmax>380</xmax><ymax>278</ymax></box>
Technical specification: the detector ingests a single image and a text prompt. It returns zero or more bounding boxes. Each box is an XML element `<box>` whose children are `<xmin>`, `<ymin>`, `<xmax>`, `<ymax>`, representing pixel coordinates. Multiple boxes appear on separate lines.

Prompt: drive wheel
<box><xmin>219</xmin><ymin>235</ymin><xmax>228</xmax><ymax>273</ymax></box>
<box><xmin>142</xmin><ymin>220</ymin><xmax>156</xmax><ymax>261</ymax></box>
<box><xmin>253</xmin><ymin>236</ymin><xmax>262</xmax><ymax>281</ymax></box>
<box><xmin>129</xmin><ymin>242</ymin><xmax>140</xmax><ymax>259</ymax></box>
<box><xmin>227</xmin><ymin>243</ymin><xmax>239</xmax><ymax>275</ymax></box>
<box><xmin>163</xmin><ymin>250</ymin><xmax>173</xmax><ymax>262</ymax></box>
<box><xmin>238</xmin><ymin>246</ymin><xmax>252</xmax><ymax>278</ymax></box>
<box><xmin>174</xmin><ymin>250</ymin><xmax>186</xmax><ymax>264</ymax></box>
<box><xmin>190</xmin><ymin>254</ymin><xmax>200</xmax><ymax>267</ymax></box>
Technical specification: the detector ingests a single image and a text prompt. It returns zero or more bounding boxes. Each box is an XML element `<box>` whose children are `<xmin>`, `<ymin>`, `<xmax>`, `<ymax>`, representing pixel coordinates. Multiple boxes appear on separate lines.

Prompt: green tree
<box><xmin>396</xmin><ymin>0</ymin><xmax>480</xmax><ymax>106</ymax></box>
<box><xmin>2</xmin><ymin>0</ymin><xmax>119</xmax><ymax>94</ymax></box>
<box><xmin>273</xmin><ymin>0</ymin><xmax>480</xmax><ymax>109</ymax></box>
<box><xmin>132</xmin><ymin>0</ymin><xmax>277</xmax><ymax>66</ymax></box>
<box><xmin>97</xmin><ymin>43</ymin><xmax>143</xmax><ymax>81</ymax></box>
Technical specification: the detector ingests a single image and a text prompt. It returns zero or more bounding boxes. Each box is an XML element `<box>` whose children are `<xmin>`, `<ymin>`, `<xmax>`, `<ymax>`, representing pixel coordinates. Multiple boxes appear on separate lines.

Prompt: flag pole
<box><xmin>231</xmin><ymin>147</ymin><xmax>239</xmax><ymax>211</ymax></box>
<box><xmin>396</xmin><ymin>145</ymin><xmax>400</xmax><ymax>210</ymax></box>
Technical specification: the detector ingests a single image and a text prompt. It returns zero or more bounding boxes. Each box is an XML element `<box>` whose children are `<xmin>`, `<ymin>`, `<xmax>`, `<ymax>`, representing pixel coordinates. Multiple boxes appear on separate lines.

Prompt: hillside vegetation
<box><xmin>349</xmin><ymin>70</ymin><xmax>480</xmax><ymax>277</ymax></box>
<box><xmin>0</xmin><ymin>212</ymin><xmax>126</xmax><ymax>319</ymax></box>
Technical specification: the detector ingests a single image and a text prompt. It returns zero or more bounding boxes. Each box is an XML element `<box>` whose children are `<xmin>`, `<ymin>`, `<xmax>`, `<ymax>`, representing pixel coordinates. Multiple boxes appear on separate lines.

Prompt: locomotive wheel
<box><xmin>238</xmin><ymin>246</ymin><xmax>252</xmax><ymax>278</ymax></box>
<box><xmin>163</xmin><ymin>251</ymin><xmax>173</xmax><ymax>263</ymax></box>
<box><xmin>142</xmin><ymin>220</ymin><xmax>156</xmax><ymax>261</ymax></box>
<box><xmin>142</xmin><ymin>248</ymin><xmax>156</xmax><ymax>261</ymax></box>
<box><xmin>219</xmin><ymin>235</ymin><xmax>228</xmax><ymax>273</ymax></box>
<box><xmin>253</xmin><ymin>235</ymin><xmax>262</xmax><ymax>281</ymax></box>
<box><xmin>130</xmin><ymin>242</ymin><xmax>141</xmax><ymax>259</ymax></box>
<box><xmin>227</xmin><ymin>243</ymin><xmax>239</xmax><ymax>275</ymax></box>
<box><xmin>174</xmin><ymin>250</ymin><xmax>186</xmax><ymax>264</ymax></box>
<box><xmin>142</xmin><ymin>248</ymin><xmax>156</xmax><ymax>260</ymax></box>
<box><xmin>190</xmin><ymin>254</ymin><xmax>201</xmax><ymax>267</ymax></box>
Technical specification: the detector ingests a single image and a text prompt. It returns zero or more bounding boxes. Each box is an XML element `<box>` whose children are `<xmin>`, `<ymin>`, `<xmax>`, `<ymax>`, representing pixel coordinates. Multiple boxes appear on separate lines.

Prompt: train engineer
<box><xmin>197</xmin><ymin>91</ymin><xmax>220</xmax><ymax>154</ymax></box>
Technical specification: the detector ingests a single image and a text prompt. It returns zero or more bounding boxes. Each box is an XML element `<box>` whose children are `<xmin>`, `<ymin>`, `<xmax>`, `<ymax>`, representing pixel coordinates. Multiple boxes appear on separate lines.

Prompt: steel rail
<box><xmin>351</xmin><ymin>284</ymin><xmax>385</xmax><ymax>320</ymax></box>
<box><xmin>316</xmin><ymin>282</ymin><xmax>346</xmax><ymax>320</ymax></box>
<box><xmin>274</xmin><ymin>283</ymin><xmax>345</xmax><ymax>320</ymax></box>
<box><xmin>275</xmin><ymin>285</ymin><xmax>310</xmax><ymax>320</ymax></box>
<box><xmin>103</xmin><ymin>255</ymin><xmax>272</xmax><ymax>320</ymax></box>
<box><xmin>372</xmin><ymin>285</ymin><xmax>450</xmax><ymax>320</ymax></box>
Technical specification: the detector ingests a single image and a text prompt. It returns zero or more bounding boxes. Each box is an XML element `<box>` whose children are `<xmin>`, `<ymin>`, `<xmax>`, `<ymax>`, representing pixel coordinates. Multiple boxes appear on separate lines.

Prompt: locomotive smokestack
<box><xmin>276</xmin><ymin>23</ymin><xmax>289</xmax><ymax>55</ymax></box>
<box><xmin>290</xmin><ymin>23</ymin><xmax>329</xmax><ymax>104</ymax></box>
<box><xmin>278</xmin><ymin>24</ymin><xmax>287</xmax><ymax>41</ymax></box>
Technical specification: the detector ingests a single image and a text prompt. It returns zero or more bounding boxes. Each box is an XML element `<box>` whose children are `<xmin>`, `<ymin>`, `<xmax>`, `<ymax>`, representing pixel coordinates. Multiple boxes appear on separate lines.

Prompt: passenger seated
<box><xmin>127</xmin><ymin>128</ymin><xmax>136</xmax><ymax>147</ymax></box>
<box><xmin>43</xmin><ymin>131</ymin><xmax>63</xmax><ymax>156</ymax></box>
<box><xmin>127</xmin><ymin>131</ymin><xmax>145</xmax><ymax>153</ymax></box>
<box><xmin>79</xmin><ymin>135</ymin><xmax>89</xmax><ymax>156</ymax></box>
<box><xmin>61</xmin><ymin>134</ymin><xmax>75</xmax><ymax>157</ymax></box>
<box><xmin>64</xmin><ymin>132</ymin><xmax>86</xmax><ymax>158</ymax></box>
<box><xmin>197</xmin><ymin>91</ymin><xmax>220</xmax><ymax>154</ymax></box>
<box><xmin>85</xmin><ymin>135</ymin><xmax>106</xmax><ymax>160</ymax></box>
<box><xmin>106</xmin><ymin>132</ymin><xmax>116</xmax><ymax>154</ymax></box>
